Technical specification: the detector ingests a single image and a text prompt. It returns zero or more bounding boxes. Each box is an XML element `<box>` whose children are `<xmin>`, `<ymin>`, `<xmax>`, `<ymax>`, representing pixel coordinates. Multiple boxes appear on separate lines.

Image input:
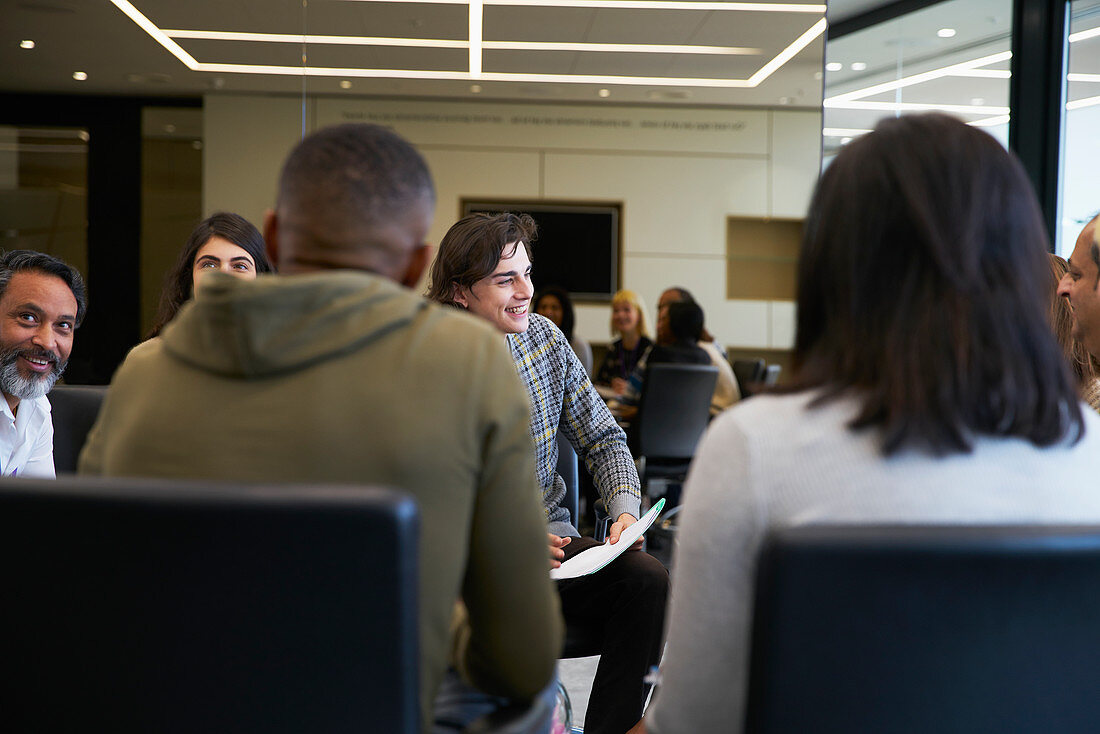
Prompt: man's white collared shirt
<box><xmin>0</xmin><ymin>394</ymin><xmax>55</xmax><ymax>478</ymax></box>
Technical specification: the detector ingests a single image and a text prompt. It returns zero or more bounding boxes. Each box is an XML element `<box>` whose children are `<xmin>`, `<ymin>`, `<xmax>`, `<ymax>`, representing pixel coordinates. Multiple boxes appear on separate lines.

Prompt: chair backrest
<box><xmin>556</xmin><ymin>429</ymin><xmax>579</xmax><ymax>527</ymax></box>
<box><xmin>0</xmin><ymin>475</ymin><xmax>421</xmax><ymax>734</ymax></box>
<box><xmin>636</xmin><ymin>363</ymin><xmax>717</xmax><ymax>460</ymax></box>
<box><xmin>732</xmin><ymin>358</ymin><xmax>765</xmax><ymax>397</ymax></box>
<box><xmin>746</xmin><ymin>524</ymin><xmax>1100</xmax><ymax>734</ymax></box>
<box><xmin>47</xmin><ymin>383</ymin><xmax>107</xmax><ymax>473</ymax></box>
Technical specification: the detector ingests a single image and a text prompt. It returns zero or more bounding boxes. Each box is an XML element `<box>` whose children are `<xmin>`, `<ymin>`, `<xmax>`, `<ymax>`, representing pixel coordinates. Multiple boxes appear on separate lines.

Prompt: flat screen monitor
<box><xmin>462</xmin><ymin>200</ymin><xmax>621</xmax><ymax>301</ymax></box>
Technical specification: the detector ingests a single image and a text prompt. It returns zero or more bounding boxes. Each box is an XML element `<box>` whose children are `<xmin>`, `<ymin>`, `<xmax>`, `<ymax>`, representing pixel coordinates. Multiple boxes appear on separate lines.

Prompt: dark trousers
<box><xmin>557</xmin><ymin>537</ymin><xmax>669</xmax><ymax>734</ymax></box>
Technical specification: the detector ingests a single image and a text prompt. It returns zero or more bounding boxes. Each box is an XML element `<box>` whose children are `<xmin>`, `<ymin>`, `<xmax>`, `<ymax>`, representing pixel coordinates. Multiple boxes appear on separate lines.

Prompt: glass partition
<box><xmin>0</xmin><ymin>126</ymin><xmax>88</xmax><ymax>275</ymax></box>
<box><xmin>823</xmin><ymin>0</ymin><xmax>1013</xmax><ymax>165</ymax></box>
<box><xmin>1059</xmin><ymin>0</ymin><xmax>1100</xmax><ymax>256</ymax></box>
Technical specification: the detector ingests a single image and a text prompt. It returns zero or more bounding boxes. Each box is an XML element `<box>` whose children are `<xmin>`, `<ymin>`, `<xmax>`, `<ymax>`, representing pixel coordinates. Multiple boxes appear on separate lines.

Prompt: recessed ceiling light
<box><xmin>937</xmin><ymin>28</ymin><xmax>956</xmax><ymax>38</ymax></box>
<box><xmin>339</xmin><ymin>80</ymin><xmax>352</xmax><ymax>89</ymax></box>
<box><xmin>598</xmin><ymin>88</ymin><xmax>611</xmax><ymax>97</ymax></box>
<box><xmin>470</xmin><ymin>84</ymin><xmax>482</xmax><ymax>93</ymax></box>
<box><xmin>850</xmin><ymin>62</ymin><xmax>867</xmax><ymax>71</ymax></box>
<box><xmin>825</xmin><ymin>62</ymin><xmax>842</xmax><ymax>72</ymax></box>
<box><xmin>72</xmin><ymin>71</ymin><xmax>87</xmax><ymax>81</ymax></box>
<box><xmin>971</xmin><ymin>97</ymin><xmax>985</xmax><ymax>106</ymax></box>
<box><xmin>20</xmin><ymin>40</ymin><xmax>35</xmax><ymax>50</ymax></box>
<box><xmin>163</xmin><ymin>124</ymin><xmax>176</xmax><ymax>133</ymax></box>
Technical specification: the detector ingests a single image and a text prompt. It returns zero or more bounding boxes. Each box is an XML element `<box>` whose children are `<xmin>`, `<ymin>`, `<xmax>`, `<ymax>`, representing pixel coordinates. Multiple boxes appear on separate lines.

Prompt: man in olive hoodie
<box><xmin>79</xmin><ymin>124</ymin><xmax>562</xmax><ymax>732</ymax></box>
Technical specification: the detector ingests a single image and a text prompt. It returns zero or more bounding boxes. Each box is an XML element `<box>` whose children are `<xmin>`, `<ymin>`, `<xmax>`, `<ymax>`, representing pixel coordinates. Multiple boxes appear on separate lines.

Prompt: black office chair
<box><xmin>746</xmin><ymin>524</ymin><xmax>1100</xmax><ymax>734</ymax></box>
<box><xmin>0</xmin><ymin>476</ymin><xmax>421</xmax><ymax>734</ymax></box>
<box><xmin>732</xmin><ymin>358</ymin><xmax>765</xmax><ymax>398</ymax></box>
<box><xmin>47</xmin><ymin>383</ymin><xmax>107</xmax><ymax>473</ymax></box>
<box><xmin>632</xmin><ymin>363</ymin><xmax>717</xmax><ymax>499</ymax></box>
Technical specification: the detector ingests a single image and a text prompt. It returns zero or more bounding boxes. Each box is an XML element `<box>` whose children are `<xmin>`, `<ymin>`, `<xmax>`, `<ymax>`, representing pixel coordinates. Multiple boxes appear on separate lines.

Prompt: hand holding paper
<box><xmin>550</xmin><ymin>498</ymin><xmax>665</xmax><ymax>580</ymax></box>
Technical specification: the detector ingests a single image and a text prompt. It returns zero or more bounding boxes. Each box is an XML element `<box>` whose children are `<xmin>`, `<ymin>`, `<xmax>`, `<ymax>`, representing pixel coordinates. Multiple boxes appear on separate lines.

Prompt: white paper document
<box><xmin>550</xmin><ymin>498</ymin><xmax>666</xmax><ymax>580</ymax></box>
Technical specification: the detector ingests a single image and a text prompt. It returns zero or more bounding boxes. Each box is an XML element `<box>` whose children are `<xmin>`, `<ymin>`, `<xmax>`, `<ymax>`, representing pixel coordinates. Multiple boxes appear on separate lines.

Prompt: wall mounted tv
<box><xmin>461</xmin><ymin>200</ymin><xmax>622</xmax><ymax>302</ymax></box>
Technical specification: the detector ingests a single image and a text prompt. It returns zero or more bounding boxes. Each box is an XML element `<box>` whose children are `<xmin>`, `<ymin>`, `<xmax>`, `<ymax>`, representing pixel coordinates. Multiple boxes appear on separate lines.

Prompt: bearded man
<box><xmin>0</xmin><ymin>250</ymin><xmax>86</xmax><ymax>477</ymax></box>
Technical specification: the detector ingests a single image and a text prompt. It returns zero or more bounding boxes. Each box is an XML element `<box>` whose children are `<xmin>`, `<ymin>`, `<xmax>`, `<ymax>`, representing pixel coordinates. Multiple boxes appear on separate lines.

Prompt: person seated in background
<box><xmin>147</xmin><ymin>211</ymin><xmax>274</xmax><ymax>339</ymax></box>
<box><xmin>1057</xmin><ymin>215</ymin><xmax>1100</xmax><ymax>411</ymax></box>
<box><xmin>428</xmin><ymin>212</ymin><xmax>669</xmax><ymax>734</ymax></box>
<box><xmin>594</xmin><ymin>289</ymin><xmax>653</xmax><ymax>400</ymax></box>
<box><xmin>655</xmin><ymin>286</ymin><xmax>740</xmax><ymax>414</ymax></box>
<box><xmin>1049</xmin><ymin>253</ymin><xmax>1100</xmax><ymax>411</ymax></box>
<box><xmin>78</xmin><ymin>123</ymin><xmax>562</xmax><ymax>734</ymax></box>
<box><xmin>613</xmin><ymin>298</ymin><xmax>736</xmax><ymax>422</ymax></box>
<box><xmin>534</xmin><ymin>285</ymin><xmax>592</xmax><ymax>376</ymax></box>
<box><xmin>612</xmin><ymin>301</ymin><xmax>711</xmax><ymax>424</ymax></box>
<box><xmin>0</xmin><ymin>250</ymin><xmax>86</xmax><ymax>478</ymax></box>
<box><xmin>637</xmin><ymin>113</ymin><xmax>1100</xmax><ymax>734</ymax></box>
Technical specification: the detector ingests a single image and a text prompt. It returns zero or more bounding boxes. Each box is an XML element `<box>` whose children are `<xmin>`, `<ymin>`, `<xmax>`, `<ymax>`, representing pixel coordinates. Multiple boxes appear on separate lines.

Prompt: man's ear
<box><xmin>262</xmin><ymin>209</ymin><xmax>279</xmax><ymax>267</ymax></box>
<box><xmin>399</xmin><ymin>243</ymin><xmax>432</xmax><ymax>289</ymax></box>
<box><xmin>452</xmin><ymin>282</ymin><xmax>469</xmax><ymax>309</ymax></box>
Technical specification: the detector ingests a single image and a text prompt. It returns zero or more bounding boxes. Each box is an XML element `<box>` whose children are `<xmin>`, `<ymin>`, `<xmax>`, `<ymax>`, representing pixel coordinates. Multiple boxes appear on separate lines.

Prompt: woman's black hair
<box><xmin>788</xmin><ymin>113</ymin><xmax>1082</xmax><ymax>455</ymax></box>
<box><xmin>148</xmin><ymin>212</ymin><xmax>274</xmax><ymax>338</ymax></box>
<box><xmin>534</xmin><ymin>285</ymin><xmax>577</xmax><ymax>341</ymax></box>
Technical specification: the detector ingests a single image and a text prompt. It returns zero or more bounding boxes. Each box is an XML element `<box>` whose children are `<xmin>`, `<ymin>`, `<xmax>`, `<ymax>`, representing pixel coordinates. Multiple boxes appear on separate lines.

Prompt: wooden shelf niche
<box><xmin>726</xmin><ymin>217</ymin><xmax>802</xmax><ymax>300</ymax></box>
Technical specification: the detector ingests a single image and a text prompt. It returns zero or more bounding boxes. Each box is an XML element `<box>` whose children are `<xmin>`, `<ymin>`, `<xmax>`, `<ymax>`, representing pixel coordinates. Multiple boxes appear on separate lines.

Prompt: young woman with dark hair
<box><xmin>534</xmin><ymin>285</ymin><xmax>593</xmax><ymax>376</ymax></box>
<box><xmin>641</xmin><ymin>113</ymin><xmax>1100</xmax><ymax>734</ymax></box>
<box><xmin>148</xmin><ymin>212</ymin><xmax>274</xmax><ymax>338</ymax></box>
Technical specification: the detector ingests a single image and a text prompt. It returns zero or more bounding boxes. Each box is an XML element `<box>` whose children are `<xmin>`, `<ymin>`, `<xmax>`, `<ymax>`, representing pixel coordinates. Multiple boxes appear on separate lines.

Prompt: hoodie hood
<box><xmin>161</xmin><ymin>271</ymin><xmax>427</xmax><ymax>378</ymax></box>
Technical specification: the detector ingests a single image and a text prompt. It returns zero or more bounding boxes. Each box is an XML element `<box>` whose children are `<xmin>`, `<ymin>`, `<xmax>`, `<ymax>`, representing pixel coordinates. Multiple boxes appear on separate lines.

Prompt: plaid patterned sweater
<box><xmin>508</xmin><ymin>314</ymin><xmax>641</xmax><ymax>537</ymax></box>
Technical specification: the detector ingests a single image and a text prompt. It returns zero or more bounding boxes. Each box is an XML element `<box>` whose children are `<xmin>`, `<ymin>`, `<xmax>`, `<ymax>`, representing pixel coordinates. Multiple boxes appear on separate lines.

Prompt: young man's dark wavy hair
<box><xmin>789</xmin><ymin>113</ymin><xmax>1082</xmax><ymax>454</ymax></box>
<box><xmin>427</xmin><ymin>212</ymin><xmax>537</xmax><ymax>306</ymax></box>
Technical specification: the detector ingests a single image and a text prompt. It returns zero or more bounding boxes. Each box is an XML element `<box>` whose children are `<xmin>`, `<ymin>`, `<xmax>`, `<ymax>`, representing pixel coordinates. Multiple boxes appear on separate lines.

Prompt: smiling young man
<box><xmin>0</xmin><ymin>250</ymin><xmax>87</xmax><ymax>478</ymax></box>
<box><xmin>428</xmin><ymin>212</ymin><xmax>669</xmax><ymax>734</ymax></box>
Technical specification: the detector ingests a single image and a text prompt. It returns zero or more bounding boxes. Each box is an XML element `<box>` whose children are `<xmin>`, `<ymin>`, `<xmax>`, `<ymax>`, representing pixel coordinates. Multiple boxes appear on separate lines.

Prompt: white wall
<box><xmin>204</xmin><ymin>95</ymin><xmax>822</xmax><ymax>349</ymax></box>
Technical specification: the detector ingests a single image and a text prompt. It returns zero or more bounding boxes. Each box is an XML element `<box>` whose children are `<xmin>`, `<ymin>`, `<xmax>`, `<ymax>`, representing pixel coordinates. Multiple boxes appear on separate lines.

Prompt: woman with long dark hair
<box><xmin>534</xmin><ymin>285</ymin><xmax>592</xmax><ymax>376</ymax></box>
<box><xmin>148</xmin><ymin>212</ymin><xmax>274</xmax><ymax>338</ymax></box>
<box><xmin>641</xmin><ymin>114</ymin><xmax>1100</xmax><ymax>734</ymax></box>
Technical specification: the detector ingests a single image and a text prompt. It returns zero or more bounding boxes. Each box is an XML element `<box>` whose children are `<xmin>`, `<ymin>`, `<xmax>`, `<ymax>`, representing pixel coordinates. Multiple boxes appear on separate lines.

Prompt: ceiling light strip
<box><xmin>1068</xmin><ymin>73</ymin><xmax>1100</xmax><ymax>83</ymax></box>
<box><xmin>747</xmin><ymin>17</ymin><xmax>826</xmax><ymax>86</ymax></box>
<box><xmin>469</xmin><ymin>0</ymin><xmax>483</xmax><ymax>76</ymax></box>
<box><xmin>1069</xmin><ymin>25</ymin><xmax>1100</xmax><ymax>43</ymax></box>
<box><xmin>967</xmin><ymin>114</ymin><xmax>1010</xmax><ymax>127</ymax></box>
<box><xmin>164</xmin><ymin>30</ymin><xmax>468</xmax><ymax>48</ymax></box>
<box><xmin>948</xmin><ymin>69</ymin><xmax>1011</xmax><ymax>79</ymax></box>
<box><xmin>483</xmin><ymin>0</ymin><xmax>825</xmax><ymax>10</ymax></box>
<box><xmin>345</xmin><ymin>0</ymin><xmax>826</xmax><ymax>11</ymax></box>
<box><xmin>191</xmin><ymin>61</ymin><xmax>758</xmax><ymax>87</ymax></box>
<box><xmin>109</xmin><ymin>0</ymin><xmax>199</xmax><ymax>70</ymax></box>
<box><xmin>1067</xmin><ymin>94</ymin><xmax>1100</xmax><ymax>110</ymax></box>
<box><xmin>163</xmin><ymin>30</ymin><xmax>763</xmax><ymax>55</ymax></box>
<box><xmin>483</xmin><ymin>40</ymin><xmax>762</xmax><ymax>54</ymax></box>
<box><xmin>825</xmin><ymin>51</ymin><xmax>1011</xmax><ymax>104</ymax></box>
<box><xmin>824</xmin><ymin>100</ymin><xmax>1010</xmax><ymax>114</ymax></box>
<box><xmin>822</xmin><ymin>127</ymin><xmax>871</xmax><ymax>136</ymax></box>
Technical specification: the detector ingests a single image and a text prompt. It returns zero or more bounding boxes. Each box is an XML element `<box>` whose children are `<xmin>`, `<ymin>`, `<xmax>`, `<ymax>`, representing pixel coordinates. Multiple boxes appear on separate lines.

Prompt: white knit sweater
<box><xmin>647</xmin><ymin>391</ymin><xmax>1100</xmax><ymax>734</ymax></box>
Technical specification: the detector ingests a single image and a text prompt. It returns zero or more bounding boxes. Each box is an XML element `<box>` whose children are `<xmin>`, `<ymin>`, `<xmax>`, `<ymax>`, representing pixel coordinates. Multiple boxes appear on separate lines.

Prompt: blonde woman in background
<box><xmin>594</xmin><ymin>289</ymin><xmax>652</xmax><ymax>400</ymax></box>
<box><xmin>1050</xmin><ymin>253</ymin><xmax>1100</xmax><ymax>411</ymax></box>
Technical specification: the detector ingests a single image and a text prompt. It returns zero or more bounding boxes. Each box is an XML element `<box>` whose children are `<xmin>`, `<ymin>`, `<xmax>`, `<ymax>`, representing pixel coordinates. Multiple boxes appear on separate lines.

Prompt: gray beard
<box><xmin>0</xmin><ymin>346</ymin><xmax>66</xmax><ymax>403</ymax></box>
